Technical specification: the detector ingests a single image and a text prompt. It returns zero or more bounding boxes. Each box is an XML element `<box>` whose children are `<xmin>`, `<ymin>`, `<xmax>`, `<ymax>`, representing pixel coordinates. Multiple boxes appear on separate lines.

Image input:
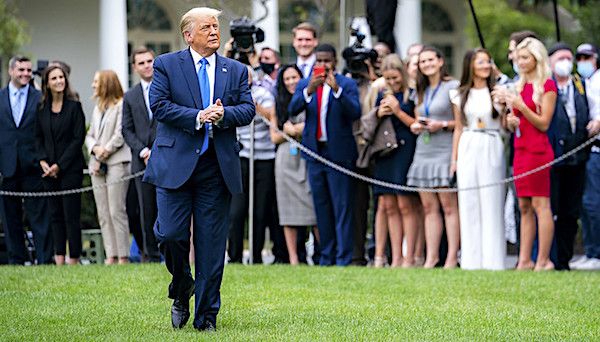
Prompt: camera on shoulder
<box><xmin>229</xmin><ymin>17</ymin><xmax>265</xmax><ymax>65</ymax></box>
<box><xmin>342</xmin><ymin>28</ymin><xmax>377</xmax><ymax>78</ymax></box>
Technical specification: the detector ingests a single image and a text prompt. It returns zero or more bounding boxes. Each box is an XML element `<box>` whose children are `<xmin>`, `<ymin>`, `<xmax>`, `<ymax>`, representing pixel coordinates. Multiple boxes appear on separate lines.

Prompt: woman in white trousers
<box><xmin>451</xmin><ymin>49</ymin><xmax>506</xmax><ymax>270</ymax></box>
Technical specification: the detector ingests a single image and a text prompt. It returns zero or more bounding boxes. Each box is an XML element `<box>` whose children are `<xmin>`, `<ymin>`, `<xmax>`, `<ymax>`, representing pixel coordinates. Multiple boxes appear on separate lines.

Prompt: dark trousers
<box><xmin>126</xmin><ymin>182</ymin><xmax>141</xmax><ymax>259</ymax></box>
<box><xmin>228</xmin><ymin>157</ymin><xmax>277</xmax><ymax>264</ymax></box>
<box><xmin>153</xmin><ymin>145</ymin><xmax>230</xmax><ymax>328</ymax></box>
<box><xmin>268</xmin><ymin>194</ymin><xmax>289</xmax><ymax>263</ymax></box>
<box><xmin>44</xmin><ymin>172</ymin><xmax>83</xmax><ymax>258</ymax></box>
<box><xmin>307</xmin><ymin>145</ymin><xmax>356</xmax><ymax>266</ymax></box>
<box><xmin>352</xmin><ymin>168</ymin><xmax>370</xmax><ymax>266</ymax></box>
<box><xmin>134</xmin><ymin>174</ymin><xmax>160</xmax><ymax>262</ymax></box>
<box><xmin>0</xmin><ymin>161</ymin><xmax>52</xmax><ymax>264</ymax></box>
<box><xmin>582</xmin><ymin>152</ymin><xmax>600</xmax><ymax>258</ymax></box>
<box><xmin>551</xmin><ymin>164</ymin><xmax>586</xmax><ymax>270</ymax></box>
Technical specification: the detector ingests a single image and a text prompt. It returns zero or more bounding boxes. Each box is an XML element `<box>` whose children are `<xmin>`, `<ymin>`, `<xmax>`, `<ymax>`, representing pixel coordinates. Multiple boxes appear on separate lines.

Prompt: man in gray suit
<box><xmin>122</xmin><ymin>47</ymin><xmax>160</xmax><ymax>262</ymax></box>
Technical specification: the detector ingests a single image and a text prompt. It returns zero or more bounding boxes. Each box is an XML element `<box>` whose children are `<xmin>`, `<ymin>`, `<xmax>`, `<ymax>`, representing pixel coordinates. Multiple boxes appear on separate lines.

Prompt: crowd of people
<box><xmin>1</xmin><ymin>22</ymin><xmax>600</xmax><ymax>272</ymax></box>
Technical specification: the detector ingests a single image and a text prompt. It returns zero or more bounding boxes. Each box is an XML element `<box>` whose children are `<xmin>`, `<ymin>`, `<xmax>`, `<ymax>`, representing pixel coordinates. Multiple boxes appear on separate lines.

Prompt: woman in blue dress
<box><xmin>372</xmin><ymin>54</ymin><xmax>418</xmax><ymax>268</ymax></box>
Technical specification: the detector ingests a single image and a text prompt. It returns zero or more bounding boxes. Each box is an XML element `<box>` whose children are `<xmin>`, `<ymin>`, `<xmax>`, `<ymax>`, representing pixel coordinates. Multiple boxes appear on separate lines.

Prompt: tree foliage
<box><xmin>466</xmin><ymin>0</ymin><xmax>600</xmax><ymax>76</ymax></box>
<box><xmin>466</xmin><ymin>0</ymin><xmax>556</xmax><ymax>75</ymax></box>
<box><xmin>561</xmin><ymin>0</ymin><xmax>600</xmax><ymax>46</ymax></box>
<box><xmin>0</xmin><ymin>0</ymin><xmax>29</xmax><ymax>59</ymax></box>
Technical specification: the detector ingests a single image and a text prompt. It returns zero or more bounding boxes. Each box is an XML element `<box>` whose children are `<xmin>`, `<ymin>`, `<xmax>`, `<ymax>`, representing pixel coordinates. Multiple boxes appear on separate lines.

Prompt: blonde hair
<box><xmin>93</xmin><ymin>70</ymin><xmax>123</xmax><ymax>112</ymax></box>
<box><xmin>516</xmin><ymin>37</ymin><xmax>552</xmax><ymax>106</ymax></box>
<box><xmin>180</xmin><ymin>7</ymin><xmax>221</xmax><ymax>38</ymax></box>
<box><xmin>380</xmin><ymin>53</ymin><xmax>408</xmax><ymax>94</ymax></box>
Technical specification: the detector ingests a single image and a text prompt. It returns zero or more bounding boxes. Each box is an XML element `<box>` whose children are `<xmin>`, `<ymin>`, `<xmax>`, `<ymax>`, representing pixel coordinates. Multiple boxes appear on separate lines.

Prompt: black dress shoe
<box><xmin>171</xmin><ymin>283</ymin><xmax>195</xmax><ymax>329</ymax></box>
<box><xmin>195</xmin><ymin>320</ymin><xmax>216</xmax><ymax>332</ymax></box>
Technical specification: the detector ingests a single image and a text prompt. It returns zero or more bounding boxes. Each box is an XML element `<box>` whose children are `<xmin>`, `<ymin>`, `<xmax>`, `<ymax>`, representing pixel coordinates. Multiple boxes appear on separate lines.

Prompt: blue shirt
<box><xmin>8</xmin><ymin>82</ymin><xmax>29</xmax><ymax>127</ymax></box>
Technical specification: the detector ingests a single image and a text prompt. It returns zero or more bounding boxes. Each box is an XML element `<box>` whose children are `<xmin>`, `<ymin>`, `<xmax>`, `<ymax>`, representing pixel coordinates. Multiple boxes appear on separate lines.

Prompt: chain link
<box><xmin>260</xmin><ymin>115</ymin><xmax>599</xmax><ymax>193</ymax></box>
<box><xmin>0</xmin><ymin>170</ymin><xmax>145</xmax><ymax>197</ymax></box>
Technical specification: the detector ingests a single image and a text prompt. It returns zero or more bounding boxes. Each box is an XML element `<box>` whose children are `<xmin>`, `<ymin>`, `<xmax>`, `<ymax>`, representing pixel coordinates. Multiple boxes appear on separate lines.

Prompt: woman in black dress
<box><xmin>36</xmin><ymin>65</ymin><xmax>86</xmax><ymax>265</ymax></box>
<box><xmin>372</xmin><ymin>54</ymin><xmax>418</xmax><ymax>268</ymax></box>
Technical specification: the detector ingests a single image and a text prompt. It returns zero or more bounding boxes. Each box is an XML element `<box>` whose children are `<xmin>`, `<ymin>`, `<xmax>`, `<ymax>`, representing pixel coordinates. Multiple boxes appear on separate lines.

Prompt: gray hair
<box><xmin>180</xmin><ymin>7</ymin><xmax>221</xmax><ymax>38</ymax></box>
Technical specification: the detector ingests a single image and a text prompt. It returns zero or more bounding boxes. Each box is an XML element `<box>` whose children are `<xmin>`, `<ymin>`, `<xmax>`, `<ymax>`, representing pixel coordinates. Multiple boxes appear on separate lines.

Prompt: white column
<box><xmin>394</xmin><ymin>0</ymin><xmax>422</xmax><ymax>58</ymax></box>
<box><xmin>99</xmin><ymin>0</ymin><xmax>128</xmax><ymax>89</ymax></box>
<box><xmin>252</xmin><ymin>0</ymin><xmax>279</xmax><ymax>51</ymax></box>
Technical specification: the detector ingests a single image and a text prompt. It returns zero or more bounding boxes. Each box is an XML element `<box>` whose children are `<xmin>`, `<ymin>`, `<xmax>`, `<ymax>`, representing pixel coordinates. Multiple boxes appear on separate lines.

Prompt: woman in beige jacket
<box><xmin>85</xmin><ymin>70</ymin><xmax>132</xmax><ymax>264</ymax></box>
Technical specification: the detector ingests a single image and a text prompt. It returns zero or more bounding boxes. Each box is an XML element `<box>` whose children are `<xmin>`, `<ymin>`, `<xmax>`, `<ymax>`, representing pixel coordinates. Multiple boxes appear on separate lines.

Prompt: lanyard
<box><xmin>424</xmin><ymin>82</ymin><xmax>442</xmax><ymax>117</ymax></box>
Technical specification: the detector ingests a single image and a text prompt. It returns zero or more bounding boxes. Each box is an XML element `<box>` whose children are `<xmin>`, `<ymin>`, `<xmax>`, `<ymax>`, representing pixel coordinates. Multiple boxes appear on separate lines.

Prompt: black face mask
<box><xmin>260</xmin><ymin>62</ymin><xmax>276</xmax><ymax>75</ymax></box>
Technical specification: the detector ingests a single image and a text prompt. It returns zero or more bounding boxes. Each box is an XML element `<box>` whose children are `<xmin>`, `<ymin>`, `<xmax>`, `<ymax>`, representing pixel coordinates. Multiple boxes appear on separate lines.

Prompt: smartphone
<box><xmin>313</xmin><ymin>65</ymin><xmax>325</xmax><ymax>78</ymax></box>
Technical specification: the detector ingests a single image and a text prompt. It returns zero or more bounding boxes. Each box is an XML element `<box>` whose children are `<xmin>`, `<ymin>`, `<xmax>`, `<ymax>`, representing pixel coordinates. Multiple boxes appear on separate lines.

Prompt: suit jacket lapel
<box><xmin>214</xmin><ymin>54</ymin><xmax>228</xmax><ymax>103</ymax></box>
<box><xmin>0</xmin><ymin>89</ymin><xmax>17</xmax><ymax>129</ymax></box>
<box><xmin>20</xmin><ymin>87</ymin><xmax>37</xmax><ymax>127</ymax></box>
<box><xmin>179</xmin><ymin>49</ymin><xmax>202</xmax><ymax>109</ymax></box>
<box><xmin>134</xmin><ymin>83</ymin><xmax>151</xmax><ymax>124</ymax></box>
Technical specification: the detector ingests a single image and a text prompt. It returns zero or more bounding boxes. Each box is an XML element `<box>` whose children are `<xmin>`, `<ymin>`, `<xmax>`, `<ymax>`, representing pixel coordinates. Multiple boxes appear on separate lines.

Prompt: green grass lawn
<box><xmin>1</xmin><ymin>264</ymin><xmax>599</xmax><ymax>341</ymax></box>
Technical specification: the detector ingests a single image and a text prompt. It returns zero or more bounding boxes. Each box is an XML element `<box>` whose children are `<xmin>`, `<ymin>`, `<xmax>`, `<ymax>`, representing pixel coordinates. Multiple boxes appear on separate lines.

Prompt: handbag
<box><xmin>355</xmin><ymin>106</ymin><xmax>398</xmax><ymax>168</ymax></box>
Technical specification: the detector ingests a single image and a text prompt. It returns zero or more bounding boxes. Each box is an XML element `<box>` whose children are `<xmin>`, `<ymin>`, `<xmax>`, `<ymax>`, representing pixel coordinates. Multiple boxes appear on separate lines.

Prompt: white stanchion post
<box><xmin>248</xmin><ymin>120</ymin><xmax>255</xmax><ymax>265</ymax></box>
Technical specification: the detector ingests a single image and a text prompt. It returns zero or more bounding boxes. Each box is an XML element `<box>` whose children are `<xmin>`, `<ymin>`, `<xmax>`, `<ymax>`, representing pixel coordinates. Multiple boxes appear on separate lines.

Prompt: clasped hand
<box><xmin>377</xmin><ymin>94</ymin><xmax>400</xmax><ymax>117</ymax></box>
<box><xmin>40</xmin><ymin>160</ymin><xmax>59</xmax><ymax>178</ymax></box>
<box><xmin>200</xmin><ymin>98</ymin><xmax>224</xmax><ymax>124</ymax></box>
<box><xmin>92</xmin><ymin>145</ymin><xmax>110</xmax><ymax>161</ymax></box>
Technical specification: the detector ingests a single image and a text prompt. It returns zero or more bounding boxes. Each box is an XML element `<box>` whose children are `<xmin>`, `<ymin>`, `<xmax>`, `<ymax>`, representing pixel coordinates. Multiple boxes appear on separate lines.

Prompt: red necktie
<box><xmin>316</xmin><ymin>85</ymin><xmax>324</xmax><ymax>140</ymax></box>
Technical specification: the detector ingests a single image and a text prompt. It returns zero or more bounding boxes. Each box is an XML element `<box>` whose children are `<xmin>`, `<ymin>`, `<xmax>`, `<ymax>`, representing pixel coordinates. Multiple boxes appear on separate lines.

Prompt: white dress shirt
<box><xmin>558</xmin><ymin>80</ymin><xmax>577</xmax><ymax>133</ymax></box>
<box><xmin>302</xmin><ymin>77</ymin><xmax>343</xmax><ymax>142</ymax></box>
<box><xmin>296</xmin><ymin>54</ymin><xmax>316</xmax><ymax>79</ymax></box>
<box><xmin>190</xmin><ymin>47</ymin><xmax>216</xmax><ymax>131</ymax></box>
<box><xmin>140</xmin><ymin>79</ymin><xmax>153</xmax><ymax>118</ymax></box>
<box><xmin>585</xmin><ymin>69</ymin><xmax>600</xmax><ymax>121</ymax></box>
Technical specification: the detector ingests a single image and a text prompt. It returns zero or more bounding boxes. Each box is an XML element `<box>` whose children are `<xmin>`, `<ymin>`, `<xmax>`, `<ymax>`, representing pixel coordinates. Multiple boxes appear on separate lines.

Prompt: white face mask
<box><xmin>554</xmin><ymin>59</ymin><xmax>573</xmax><ymax>77</ymax></box>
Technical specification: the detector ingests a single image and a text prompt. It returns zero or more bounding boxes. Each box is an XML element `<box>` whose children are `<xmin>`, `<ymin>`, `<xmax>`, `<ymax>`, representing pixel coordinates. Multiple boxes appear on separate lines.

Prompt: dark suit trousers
<box><xmin>307</xmin><ymin>145</ymin><xmax>356</xmax><ymax>266</ymax></box>
<box><xmin>352</xmin><ymin>167</ymin><xmax>370</xmax><ymax>265</ymax></box>
<box><xmin>44</xmin><ymin>172</ymin><xmax>83</xmax><ymax>258</ymax></box>
<box><xmin>0</xmin><ymin>161</ymin><xmax>52</xmax><ymax>264</ymax></box>
<box><xmin>228</xmin><ymin>157</ymin><xmax>277</xmax><ymax>264</ymax></box>
<box><xmin>153</xmin><ymin>145</ymin><xmax>231</xmax><ymax>328</ymax></box>
<box><xmin>134</xmin><ymin>175</ymin><xmax>160</xmax><ymax>261</ymax></box>
<box><xmin>551</xmin><ymin>164</ymin><xmax>586</xmax><ymax>270</ymax></box>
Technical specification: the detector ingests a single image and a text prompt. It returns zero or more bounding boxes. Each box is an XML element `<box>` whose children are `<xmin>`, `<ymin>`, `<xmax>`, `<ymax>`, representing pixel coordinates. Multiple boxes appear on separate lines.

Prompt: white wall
<box><xmin>17</xmin><ymin>0</ymin><xmax>100</xmax><ymax>121</ymax></box>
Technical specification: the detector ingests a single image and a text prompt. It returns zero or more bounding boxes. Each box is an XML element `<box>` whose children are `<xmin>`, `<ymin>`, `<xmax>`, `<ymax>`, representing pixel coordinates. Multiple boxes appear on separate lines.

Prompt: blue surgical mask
<box><xmin>577</xmin><ymin>61</ymin><xmax>596</xmax><ymax>79</ymax></box>
<box><xmin>512</xmin><ymin>61</ymin><xmax>519</xmax><ymax>75</ymax></box>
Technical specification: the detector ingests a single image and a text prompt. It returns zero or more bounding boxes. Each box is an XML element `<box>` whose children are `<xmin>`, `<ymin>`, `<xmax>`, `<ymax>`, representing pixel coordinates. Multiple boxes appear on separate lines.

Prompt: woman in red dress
<box><xmin>505</xmin><ymin>38</ymin><xmax>557</xmax><ymax>271</ymax></box>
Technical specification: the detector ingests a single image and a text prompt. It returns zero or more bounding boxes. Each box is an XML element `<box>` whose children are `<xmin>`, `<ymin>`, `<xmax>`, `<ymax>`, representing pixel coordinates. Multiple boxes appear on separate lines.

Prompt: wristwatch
<box><xmin>442</xmin><ymin>121</ymin><xmax>449</xmax><ymax>131</ymax></box>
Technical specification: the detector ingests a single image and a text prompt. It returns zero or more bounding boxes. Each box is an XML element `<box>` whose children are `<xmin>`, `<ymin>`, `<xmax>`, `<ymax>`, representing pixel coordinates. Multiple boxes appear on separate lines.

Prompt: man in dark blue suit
<box><xmin>288</xmin><ymin>44</ymin><xmax>361</xmax><ymax>266</ymax></box>
<box><xmin>144</xmin><ymin>7</ymin><xmax>254</xmax><ymax>331</ymax></box>
<box><xmin>0</xmin><ymin>56</ymin><xmax>52</xmax><ymax>265</ymax></box>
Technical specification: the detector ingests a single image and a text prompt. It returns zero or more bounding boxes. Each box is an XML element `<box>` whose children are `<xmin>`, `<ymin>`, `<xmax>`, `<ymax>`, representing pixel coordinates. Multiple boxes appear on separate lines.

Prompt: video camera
<box><xmin>342</xmin><ymin>28</ymin><xmax>377</xmax><ymax>77</ymax></box>
<box><xmin>230</xmin><ymin>17</ymin><xmax>264</xmax><ymax>65</ymax></box>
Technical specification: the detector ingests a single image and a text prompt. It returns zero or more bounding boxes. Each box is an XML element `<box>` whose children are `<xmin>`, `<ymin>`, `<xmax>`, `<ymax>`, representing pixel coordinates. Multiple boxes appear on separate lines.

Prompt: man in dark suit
<box><xmin>122</xmin><ymin>46</ymin><xmax>160</xmax><ymax>262</ymax></box>
<box><xmin>288</xmin><ymin>44</ymin><xmax>361</xmax><ymax>266</ymax></box>
<box><xmin>145</xmin><ymin>7</ymin><xmax>254</xmax><ymax>331</ymax></box>
<box><xmin>547</xmin><ymin>43</ymin><xmax>592</xmax><ymax>270</ymax></box>
<box><xmin>0</xmin><ymin>55</ymin><xmax>52</xmax><ymax>265</ymax></box>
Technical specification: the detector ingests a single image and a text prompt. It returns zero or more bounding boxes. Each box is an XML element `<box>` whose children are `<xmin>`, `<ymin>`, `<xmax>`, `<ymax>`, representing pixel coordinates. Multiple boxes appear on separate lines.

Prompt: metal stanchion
<box><xmin>248</xmin><ymin>119</ymin><xmax>255</xmax><ymax>265</ymax></box>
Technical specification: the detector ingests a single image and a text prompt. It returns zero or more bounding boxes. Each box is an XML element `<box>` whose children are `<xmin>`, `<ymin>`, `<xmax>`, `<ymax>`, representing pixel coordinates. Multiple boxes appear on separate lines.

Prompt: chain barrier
<box><xmin>260</xmin><ymin>115</ymin><xmax>599</xmax><ymax>193</ymax></box>
<box><xmin>0</xmin><ymin>170</ymin><xmax>145</xmax><ymax>197</ymax></box>
<box><xmin>0</xmin><ymin>118</ymin><xmax>596</xmax><ymax>197</ymax></box>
